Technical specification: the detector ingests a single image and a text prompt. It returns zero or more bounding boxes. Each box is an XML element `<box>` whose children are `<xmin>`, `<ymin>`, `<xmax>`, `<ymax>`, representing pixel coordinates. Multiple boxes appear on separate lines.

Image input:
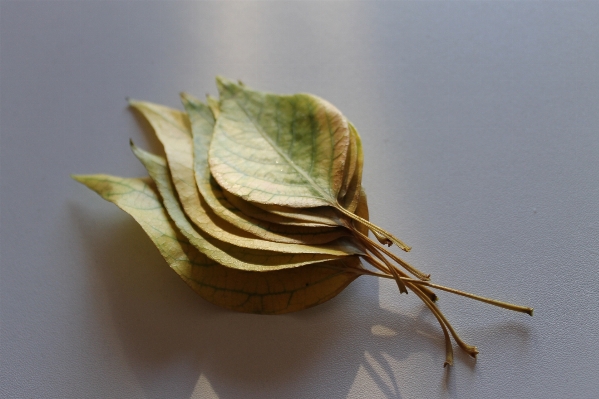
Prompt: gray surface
<box><xmin>1</xmin><ymin>1</ymin><xmax>598</xmax><ymax>398</ymax></box>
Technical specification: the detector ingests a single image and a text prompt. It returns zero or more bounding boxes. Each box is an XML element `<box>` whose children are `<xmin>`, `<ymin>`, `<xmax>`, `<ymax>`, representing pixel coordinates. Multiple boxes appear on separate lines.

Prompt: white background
<box><xmin>1</xmin><ymin>2</ymin><xmax>598</xmax><ymax>398</ymax></box>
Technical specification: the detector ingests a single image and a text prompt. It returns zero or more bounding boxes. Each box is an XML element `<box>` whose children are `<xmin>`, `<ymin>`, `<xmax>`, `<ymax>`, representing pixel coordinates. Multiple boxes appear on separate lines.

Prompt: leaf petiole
<box><xmin>352</xmin><ymin>228</ymin><xmax>430</xmax><ymax>280</ymax></box>
<box><xmin>400</xmin><ymin>277</ymin><xmax>534</xmax><ymax>316</ymax></box>
<box><xmin>335</xmin><ymin>204</ymin><xmax>412</xmax><ymax>252</ymax></box>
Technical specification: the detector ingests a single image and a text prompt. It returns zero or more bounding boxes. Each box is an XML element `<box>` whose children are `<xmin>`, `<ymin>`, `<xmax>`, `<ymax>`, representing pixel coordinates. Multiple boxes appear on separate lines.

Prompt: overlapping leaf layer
<box><xmin>74</xmin><ymin>77</ymin><xmax>532</xmax><ymax>366</ymax></box>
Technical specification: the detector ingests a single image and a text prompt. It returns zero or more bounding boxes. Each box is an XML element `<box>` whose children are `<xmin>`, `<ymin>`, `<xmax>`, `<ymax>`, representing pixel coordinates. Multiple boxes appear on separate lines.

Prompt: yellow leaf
<box><xmin>132</xmin><ymin>145</ymin><xmax>362</xmax><ymax>271</ymax></box>
<box><xmin>72</xmin><ymin>174</ymin><xmax>361</xmax><ymax>314</ymax></box>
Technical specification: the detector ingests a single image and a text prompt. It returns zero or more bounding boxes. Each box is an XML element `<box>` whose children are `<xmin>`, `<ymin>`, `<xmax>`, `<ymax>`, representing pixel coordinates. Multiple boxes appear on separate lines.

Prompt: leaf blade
<box><xmin>209</xmin><ymin>77</ymin><xmax>350</xmax><ymax>208</ymax></box>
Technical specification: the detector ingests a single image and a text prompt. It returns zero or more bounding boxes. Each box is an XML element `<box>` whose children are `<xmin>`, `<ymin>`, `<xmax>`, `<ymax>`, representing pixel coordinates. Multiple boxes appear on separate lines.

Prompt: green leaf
<box><xmin>209</xmin><ymin>76</ymin><xmax>350</xmax><ymax>208</ymax></box>
<box><xmin>203</xmin><ymin>93</ymin><xmax>357</xmax><ymax>227</ymax></box>
<box><xmin>72</xmin><ymin>174</ymin><xmax>361</xmax><ymax>314</ymax></box>
<box><xmin>237</xmin><ymin>121</ymin><xmax>364</xmax><ymax>223</ymax></box>
<box><xmin>129</xmin><ymin>99</ymin><xmax>358</xmax><ymax>256</ymax></box>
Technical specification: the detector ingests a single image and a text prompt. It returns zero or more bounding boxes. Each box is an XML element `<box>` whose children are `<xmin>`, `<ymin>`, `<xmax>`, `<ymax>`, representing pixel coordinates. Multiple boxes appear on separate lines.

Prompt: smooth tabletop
<box><xmin>1</xmin><ymin>2</ymin><xmax>598</xmax><ymax>398</ymax></box>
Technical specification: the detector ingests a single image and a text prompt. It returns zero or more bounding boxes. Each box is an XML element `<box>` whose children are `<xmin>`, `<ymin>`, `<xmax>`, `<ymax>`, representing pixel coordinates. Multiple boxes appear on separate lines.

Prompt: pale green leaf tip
<box><xmin>129</xmin><ymin>139</ymin><xmax>142</xmax><ymax>157</ymax></box>
<box><xmin>179</xmin><ymin>91</ymin><xmax>192</xmax><ymax>103</ymax></box>
<box><xmin>71</xmin><ymin>174</ymin><xmax>102</xmax><ymax>186</ymax></box>
<box><xmin>71</xmin><ymin>174</ymin><xmax>85</xmax><ymax>183</ymax></box>
<box><xmin>129</xmin><ymin>140</ymin><xmax>165</xmax><ymax>167</ymax></box>
<box><xmin>215</xmin><ymin>75</ymin><xmax>227</xmax><ymax>85</ymax></box>
<box><xmin>71</xmin><ymin>174</ymin><xmax>100</xmax><ymax>192</ymax></box>
<box><xmin>127</xmin><ymin>98</ymin><xmax>145</xmax><ymax>110</ymax></box>
<box><xmin>180</xmin><ymin>91</ymin><xmax>204</xmax><ymax>108</ymax></box>
<box><xmin>129</xmin><ymin>139</ymin><xmax>147</xmax><ymax>162</ymax></box>
<box><xmin>215</xmin><ymin>75</ymin><xmax>241</xmax><ymax>95</ymax></box>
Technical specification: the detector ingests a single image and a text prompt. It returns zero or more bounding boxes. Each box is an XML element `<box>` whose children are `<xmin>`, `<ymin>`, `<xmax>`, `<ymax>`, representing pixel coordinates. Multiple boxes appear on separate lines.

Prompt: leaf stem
<box><xmin>401</xmin><ymin>277</ymin><xmax>534</xmax><ymax>316</ymax></box>
<box><xmin>357</xmin><ymin>257</ymin><xmax>472</xmax><ymax>362</ymax></box>
<box><xmin>335</xmin><ymin>205</ymin><xmax>412</xmax><ymax>252</ymax></box>
<box><xmin>409</xmin><ymin>283</ymin><xmax>454</xmax><ymax>367</ymax></box>
<box><xmin>353</xmin><ymin>229</ymin><xmax>430</xmax><ymax>280</ymax></box>
<box><xmin>334</xmin><ymin>255</ymin><xmax>532</xmax><ymax>363</ymax></box>
<box><xmin>362</xmin><ymin>254</ymin><xmax>395</xmax><ymax>276</ymax></box>
<box><xmin>346</xmin><ymin>268</ymin><xmax>394</xmax><ymax>279</ymax></box>
<box><xmin>409</xmin><ymin>280</ymin><xmax>479</xmax><ymax>358</ymax></box>
<box><xmin>367</xmin><ymin>246</ymin><xmax>408</xmax><ymax>294</ymax></box>
<box><xmin>391</xmin><ymin>266</ymin><xmax>438</xmax><ymax>302</ymax></box>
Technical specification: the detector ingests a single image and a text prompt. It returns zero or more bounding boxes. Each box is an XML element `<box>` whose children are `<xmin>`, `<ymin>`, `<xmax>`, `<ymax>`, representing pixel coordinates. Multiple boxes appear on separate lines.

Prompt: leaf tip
<box><xmin>129</xmin><ymin>139</ymin><xmax>145</xmax><ymax>161</ymax></box>
<box><xmin>71</xmin><ymin>174</ymin><xmax>84</xmax><ymax>183</ymax></box>
<box><xmin>215</xmin><ymin>75</ymin><xmax>241</xmax><ymax>96</ymax></box>
<box><xmin>70</xmin><ymin>174</ymin><xmax>103</xmax><ymax>192</ymax></box>
<box><xmin>127</xmin><ymin>97</ymin><xmax>140</xmax><ymax>107</ymax></box>
<box><xmin>179</xmin><ymin>91</ymin><xmax>193</xmax><ymax>104</ymax></box>
<box><xmin>129</xmin><ymin>139</ymin><xmax>141</xmax><ymax>156</ymax></box>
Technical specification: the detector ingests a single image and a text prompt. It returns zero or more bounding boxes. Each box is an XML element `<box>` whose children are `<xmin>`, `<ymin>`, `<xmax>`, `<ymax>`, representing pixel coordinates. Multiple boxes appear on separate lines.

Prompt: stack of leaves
<box><xmin>73</xmin><ymin>77</ymin><xmax>532</xmax><ymax>367</ymax></box>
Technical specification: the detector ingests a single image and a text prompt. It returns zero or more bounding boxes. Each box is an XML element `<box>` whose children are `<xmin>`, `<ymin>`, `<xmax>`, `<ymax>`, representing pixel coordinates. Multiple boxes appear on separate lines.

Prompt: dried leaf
<box><xmin>132</xmin><ymin>144</ymin><xmax>362</xmax><ymax>271</ymax></box>
<box><xmin>73</xmin><ymin>174</ymin><xmax>360</xmax><ymax>314</ymax></box>
<box><xmin>209</xmin><ymin>77</ymin><xmax>410</xmax><ymax>251</ymax></box>
<box><xmin>209</xmin><ymin>76</ymin><xmax>350</xmax><ymax>208</ymax></box>
<box><xmin>129</xmin><ymin>99</ymin><xmax>359</xmax><ymax>256</ymax></box>
<box><xmin>340</xmin><ymin>122</ymin><xmax>364</xmax><ymax>212</ymax></box>
<box><xmin>221</xmin><ymin>188</ymin><xmax>334</xmax><ymax>227</ymax></box>
<box><xmin>182</xmin><ymin>93</ymin><xmax>350</xmax><ymax>244</ymax></box>
<box><xmin>74</xmin><ymin>76</ymin><xmax>533</xmax><ymax>367</ymax></box>
<box><xmin>247</xmin><ymin>123</ymin><xmax>363</xmax><ymax>223</ymax></box>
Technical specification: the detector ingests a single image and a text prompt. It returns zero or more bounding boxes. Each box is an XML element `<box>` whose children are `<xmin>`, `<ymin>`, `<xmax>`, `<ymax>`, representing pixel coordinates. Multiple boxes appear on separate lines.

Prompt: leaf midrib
<box><xmin>231</xmin><ymin>96</ymin><xmax>333</xmax><ymax>205</ymax></box>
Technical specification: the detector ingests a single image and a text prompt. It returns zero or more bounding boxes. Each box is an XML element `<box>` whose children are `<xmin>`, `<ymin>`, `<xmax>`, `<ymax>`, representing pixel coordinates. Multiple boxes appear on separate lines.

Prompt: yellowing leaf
<box><xmin>132</xmin><ymin>144</ymin><xmax>362</xmax><ymax>271</ymax></box>
<box><xmin>202</xmin><ymin>93</ymin><xmax>356</xmax><ymax>228</ymax></box>
<box><xmin>339</xmin><ymin>120</ymin><xmax>359</xmax><ymax>201</ymax></box>
<box><xmin>339</xmin><ymin>122</ymin><xmax>364</xmax><ymax>212</ymax></box>
<box><xmin>241</xmin><ymin>123</ymin><xmax>363</xmax><ymax>224</ymax></box>
<box><xmin>72</xmin><ymin>174</ymin><xmax>361</xmax><ymax>314</ymax></box>
<box><xmin>129</xmin><ymin>99</ymin><xmax>358</xmax><ymax>257</ymax></box>
<box><xmin>209</xmin><ymin>76</ymin><xmax>350</xmax><ymax>208</ymax></box>
<box><xmin>182</xmin><ymin>93</ymin><xmax>351</xmax><ymax>244</ymax></box>
<box><xmin>208</xmin><ymin>77</ymin><xmax>411</xmax><ymax>251</ymax></box>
